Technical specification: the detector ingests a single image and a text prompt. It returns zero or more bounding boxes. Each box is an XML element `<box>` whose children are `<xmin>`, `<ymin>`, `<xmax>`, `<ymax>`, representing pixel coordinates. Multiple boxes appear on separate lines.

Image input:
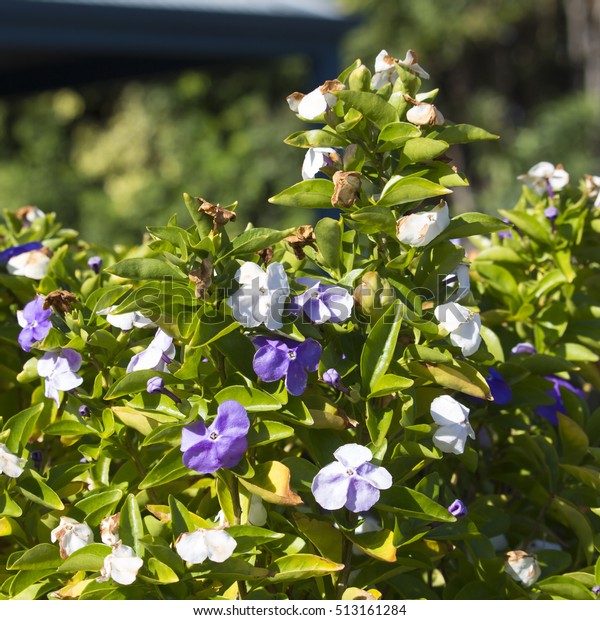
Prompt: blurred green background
<box><xmin>1</xmin><ymin>0</ymin><xmax>599</xmax><ymax>244</ymax></box>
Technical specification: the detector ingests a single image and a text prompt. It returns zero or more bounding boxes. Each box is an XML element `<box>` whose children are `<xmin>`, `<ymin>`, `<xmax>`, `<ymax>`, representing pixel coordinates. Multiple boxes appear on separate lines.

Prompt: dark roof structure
<box><xmin>0</xmin><ymin>0</ymin><xmax>357</xmax><ymax>94</ymax></box>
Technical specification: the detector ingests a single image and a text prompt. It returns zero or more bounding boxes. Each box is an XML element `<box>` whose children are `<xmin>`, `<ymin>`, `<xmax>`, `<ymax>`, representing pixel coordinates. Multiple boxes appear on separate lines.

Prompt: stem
<box><xmin>231</xmin><ymin>475</ymin><xmax>242</xmax><ymax>526</ymax></box>
<box><xmin>336</xmin><ymin>512</ymin><xmax>356</xmax><ymax>598</ymax></box>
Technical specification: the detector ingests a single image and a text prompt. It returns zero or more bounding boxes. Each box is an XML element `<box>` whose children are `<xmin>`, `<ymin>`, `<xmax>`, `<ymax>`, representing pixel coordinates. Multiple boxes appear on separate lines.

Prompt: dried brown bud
<box><xmin>99</xmin><ymin>512</ymin><xmax>120</xmax><ymax>546</ymax></box>
<box><xmin>197</xmin><ymin>198</ymin><xmax>237</xmax><ymax>233</ymax></box>
<box><xmin>43</xmin><ymin>290</ymin><xmax>77</xmax><ymax>314</ymax></box>
<box><xmin>319</xmin><ymin>79</ymin><xmax>345</xmax><ymax>97</ymax></box>
<box><xmin>257</xmin><ymin>247</ymin><xmax>274</xmax><ymax>266</ymax></box>
<box><xmin>283</xmin><ymin>225</ymin><xmax>316</xmax><ymax>260</ymax></box>
<box><xmin>189</xmin><ymin>258</ymin><xmax>212</xmax><ymax>300</ymax></box>
<box><xmin>331</xmin><ymin>171</ymin><xmax>361</xmax><ymax>209</ymax></box>
<box><xmin>15</xmin><ymin>205</ymin><xmax>44</xmax><ymax>227</ymax></box>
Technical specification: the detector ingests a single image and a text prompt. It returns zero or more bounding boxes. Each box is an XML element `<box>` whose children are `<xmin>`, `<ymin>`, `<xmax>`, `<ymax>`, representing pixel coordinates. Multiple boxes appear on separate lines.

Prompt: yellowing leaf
<box><xmin>345</xmin><ymin>529</ymin><xmax>397</xmax><ymax>563</ymax></box>
<box><xmin>238</xmin><ymin>461</ymin><xmax>302</xmax><ymax>506</ymax></box>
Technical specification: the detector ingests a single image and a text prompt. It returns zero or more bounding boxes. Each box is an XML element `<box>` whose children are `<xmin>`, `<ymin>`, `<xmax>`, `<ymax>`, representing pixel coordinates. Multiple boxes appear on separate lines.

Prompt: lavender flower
<box><xmin>322</xmin><ymin>368</ymin><xmax>350</xmax><ymax>394</ymax></box>
<box><xmin>37</xmin><ymin>348</ymin><xmax>83</xmax><ymax>405</ymax></box>
<box><xmin>291</xmin><ymin>277</ymin><xmax>354</xmax><ymax>324</ymax></box>
<box><xmin>486</xmin><ymin>368</ymin><xmax>512</xmax><ymax>405</ymax></box>
<box><xmin>544</xmin><ymin>206</ymin><xmax>558</xmax><ymax>221</ymax></box>
<box><xmin>16</xmin><ymin>295</ymin><xmax>52</xmax><ymax>352</ymax></box>
<box><xmin>78</xmin><ymin>405</ymin><xmax>90</xmax><ymax>418</ymax></box>
<box><xmin>181</xmin><ymin>400</ymin><xmax>250</xmax><ymax>474</ymax></box>
<box><xmin>126</xmin><ymin>328</ymin><xmax>175</xmax><ymax>373</ymax></box>
<box><xmin>592</xmin><ymin>585</ymin><xmax>600</xmax><ymax>596</ymax></box>
<box><xmin>312</xmin><ymin>444</ymin><xmax>392</xmax><ymax>513</ymax></box>
<box><xmin>535</xmin><ymin>375</ymin><xmax>584</xmax><ymax>425</ymax></box>
<box><xmin>252</xmin><ymin>336</ymin><xmax>321</xmax><ymax>396</ymax></box>
<box><xmin>87</xmin><ymin>256</ymin><xmax>103</xmax><ymax>274</ymax></box>
<box><xmin>511</xmin><ymin>342</ymin><xmax>537</xmax><ymax>355</ymax></box>
<box><xmin>448</xmin><ymin>499</ymin><xmax>467</xmax><ymax>518</ymax></box>
<box><xmin>0</xmin><ymin>241</ymin><xmax>43</xmax><ymax>265</ymax></box>
<box><xmin>147</xmin><ymin>376</ymin><xmax>181</xmax><ymax>404</ymax></box>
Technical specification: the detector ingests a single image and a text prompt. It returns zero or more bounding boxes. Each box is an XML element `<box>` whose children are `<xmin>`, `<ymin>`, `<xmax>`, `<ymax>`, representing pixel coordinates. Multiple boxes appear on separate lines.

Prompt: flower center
<box><xmin>259</xmin><ymin>286</ymin><xmax>267</xmax><ymax>295</ymax></box>
<box><xmin>31</xmin><ymin>320</ymin><xmax>38</xmax><ymax>328</ymax></box>
<box><xmin>346</xmin><ymin>468</ymin><xmax>355</xmax><ymax>476</ymax></box>
<box><xmin>288</xmin><ymin>351</ymin><xmax>296</xmax><ymax>360</ymax></box>
<box><xmin>310</xmin><ymin>291</ymin><xmax>319</xmax><ymax>298</ymax></box>
<box><xmin>210</xmin><ymin>432</ymin><xmax>218</xmax><ymax>440</ymax></box>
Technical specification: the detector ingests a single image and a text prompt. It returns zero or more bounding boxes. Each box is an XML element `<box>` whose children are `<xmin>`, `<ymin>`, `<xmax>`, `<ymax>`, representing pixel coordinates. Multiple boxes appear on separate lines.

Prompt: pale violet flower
<box><xmin>504</xmin><ymin>550</ymin><xmax>541</xmax><ymax>587</ymax></box>
<box><xmin>126</xmin><ymin>328</ymin><xmax>175</xmax><ymax>373</ymax></box>
<box><xmin>291</xmin><ymin>277</ymin><xmax>354</xmax><ymax>324</ymax></box>
<box><xmin>312</xmin><ymin>444</ymin><xmax>392</xmax><ymax>513</ymax></box>
<box><xmin>443</xmin><ymin>263</ymin><xmax>470</xmax><ymax>302</ymax></box>
<box><xmin>97</xmin><ymin>542</ymin><xmax>143</xmax><ymax>585</ymax></box>
<box><xmin>371</xmin><ymin>49</ymin><xmax>430</xmax><ymax>90</ymax></box>
<box><xmin>17</xmin><ymin>295</ymin><xmax>52</xmax><ymax>352</ymax></box>
<box><xmin>6</xmin><ymin>248</ymin><xmax>51</xmax><ymax>279</ymax></box>
<box><xmin>175</xmin><ymin>528</ymin><xmax>237</xmax><ymax>564</ymax></box>
<box><xmin>430</xmin><ymin>395</ymin><xmax>475</xmax><ymax>455</ymax></box>
<box><xmin>0</xmin><ymin>443</ymin><xmax>26</xmax><ymax>478</ymax></box>
<box><xmin>51</xmin><ymin>516</ymin><xmax>94</xmax><ymax>559</ymax></box>
<box><xmin>226</xmin><ymin>261</ymin><xmax>289</xmax><ymax>330</ymax></box>
<box><xmin>98</xmin><ymin>306</ymin><xmax>155</xmax><ymax>331</ymax></box>
<box><xmin>38</xmin><ymin>349</ymin><xmax>84</xmax><ymax>406</ymax></box>
<box><xmin>518</xmin><ymin>161</ymin><xmax>569</xmax><ymax>195</ymax></box>
<box><xmin>396</xmin><ymin>201</ymin><xmax>450</xmax><ymax>247</ymax></box>
<box><xmin>302</xmin><ymin>147</ymin><xmax>337</xmax><ymax>180</ymax></box>
<box><xmin>434</xmin><ymin>302</ymin><xmax>482</xmax><ymax>357</ymax></box>
<box><xmin>286</xmin><ymin>80</ymin><xmax>344</xmax><ymax>120</ymax></box>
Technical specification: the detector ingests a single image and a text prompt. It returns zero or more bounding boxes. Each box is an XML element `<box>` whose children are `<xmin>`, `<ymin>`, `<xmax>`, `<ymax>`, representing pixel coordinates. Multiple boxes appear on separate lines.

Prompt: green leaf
<box><xmin>335</xmin><ymin>90</ymin><xmax>399</xmax><ymax>129</ymax></box>
<box><xmin>436</xmin><ymin>213</ymin><xmax>509</xmax><ymax>242</ymax></box>
<box><xmin>75</xmin><ymin>489</ymin><xmax>123</xmax><ymax>525</ymax></box>
<box><xmin>238</xmin><ymin>461</ymin><xmax>302</xmax><ymax>506</ymax></box>
<box><xmin>183</xmin><ymin>193</ymin><xmax>213</xmax><ymax>238</ymax></box>
<box><xmin>292</xmin><ymin>513</ymin><xmax>343</xmax><ymax>563</ymax></box>
<box><xmin>368</xmin><ymin>374</ymin><xmax>414</xmax><ymax>399</ymax></box>
<box><xmin>221</xmin><ymin>227</ymin><xmax>294</xmax><ymax>260</ymax></box>
<box><xmin>537</xmin><ymin>576</ymin><xmax>595</xmax><ymax>600</ymax></box>
<box><xmin>554</xmin><ymin>342</ymin><xmax>599</xmax><ymax>362</ymax></box>
<box><xmin>345</xmin><ymin>529</ymin><xmax>397</xmax><ymax>563</ymax></box>
<box><xmin>44</xmin><ymin>419</ymin><xmax>96</xmax><ymax>437</ymax></box>
<box><xmin>7</xmin><ymin>544</ymin><xmax>62</xmax><ymax>571</ymax></box>
<box><xmin>104</xmin><ymin>370</ymin><xmax>178</xmax><ymax>400</ymax></box>
<box><xmin>284</xmin><ymin>129</ymin><xmax>349</xmax><ymax>148</ymax></box>
<box><xmin>58</xmin><ymin>544</ymin><xmax>112</xmax><ymax>572</ymax></box>
<box><xmin>361</xmin><ymin>300</ymin><xmax>403</xmax><ymax>393</ymax></box>
<box><xmin>402</xmin><ymin>137</ymin><xmax>449</xmax><ymax>162</ymax></box>
<box><xmin>315</xmin><ymin>217</ymin><xmax>342</xmax><ymax>275</ymax></box>
<box><xmin>376</xmin><ymin>176</ymin><xmax>451</xmax><ymax>208</ymax></box>
<box><xmin>378</xmin><ymin>121</ymin><xmax>421</xmax><ymax>146</ymax></box>
<box><xmin>191</xmin><ymin>558</ymin><xmax>271</xmax><ymax>581</ymax></box>
<box><xmin>378</xmin><ymin>487</ymin><xmax>456</xmax><ymax>522</ymax></box>
<box><xmin>499</xmin><ymin>209</ymin><xmax>551</xmax><ymax>245</ymax></box>
<box><xmin>139</xmin><ymin>447</ymin><xmax>189</xmax><ymax>490</ymax></box>
<box><xmin>267</xmin><ymin>554</ymin><xmax>344</xmax><ymax>583</ymax></box>
<box><xmin>18</xmin><ymin>470</ymin><xmax>64</xmax><ymax>510</ymax></box>
<box><xmin>268</xmin><ymin>179</ymin><xmax>333</xmax><ymax>209</ymax></box>
<box><xmin>403</xmin><ymin>360</ymin><xmax>491</xmax><ymax>400</ymax></box>
<box><xmin>214</xmin><ymin>385</ymin><xmax>281</xmax><ymax>412</ymax></box>
<box><xmin>436</xmin><ymin>123</ymin><xmax>499</xmax><ymax>144</ymax></box>
<box><xmin>3</xmin><ymin>403</ymin><xmax>44</xmax><ymax>453</ymax></box>
<box><xmin>248</xmin><ymin>421</ymin><xmax>294</xmax><ymax>447</ymax></box>
<box><xmin>345</xmin><ymin>206</ymin><xmax>397</xmax><ymax>235</ymax></box>
<box><xmin>558</xmin><ymin>414</ymin><xmax>589</xmax><ymax>465</ymax></box>
<box><xmin>0</xmin><ymin>491</ymin><xmax>22</xmax><ymax>518</ymax></box>
<box><xmin>120</xmin><ymin>493</ymin><xmax>144</xmax><ymax>557</ymax></box>
<box><xmin>476</xmin><ymin>263</ymin><xmax>521</xmax><ymax>302</ymax></box>
<box><xmin>106</xmin><ymin>257</ymin><xmax>187</xmax><ymax>282</ymax></box>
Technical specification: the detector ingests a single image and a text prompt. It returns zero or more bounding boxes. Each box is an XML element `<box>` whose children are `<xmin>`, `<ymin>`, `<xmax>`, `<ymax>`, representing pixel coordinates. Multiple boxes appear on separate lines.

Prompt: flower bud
<box><xmin>87</xmin><ymin>256</ymin><xmax>102</xmax><ymax>274</ymax></box>
<box><xmin>353</xmin><ymin>271</ymin><xmax>395</xmax><ymax>319</ymax></box>
<box><xmin>331</xmin><ymin>171</ymin><xmax>361</xmax><ymax>209</ymax></box>
<box><xmin>100</xmin><ymin>513</ymin><xmax>120</xmax><ymax>546</ymax></box>
<box><xmin>348</xmin><ymin>64</ymin><xmax>372</xmax><ymax>92</ymax></box>
<box><xmin>396</xmin><ymin>201</ymin><xmax>450</xmax><ymax>247</ymax></box>
<box><xmin>406</xmin><ymin>102</ymin><xmax>444</xmax><ymax>126</ymax></box>
<box><xmin>504</xmin><ymin>550</ymin><xmax>541</xmax><ymax>587</ymax></box>
<box><xmin>447</xmin><ymin>499</ymin><xmax>467</xmax><ymax>518</ymax></box>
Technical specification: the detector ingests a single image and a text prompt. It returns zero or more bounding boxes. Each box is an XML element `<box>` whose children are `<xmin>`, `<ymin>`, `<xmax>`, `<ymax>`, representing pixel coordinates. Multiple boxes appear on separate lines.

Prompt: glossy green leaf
<box><xmin>214</xmin><ymin>385</ymin><xmax>281</xmax><ymax>412</ymax></box>
<box><xmin>267</xmin><ymin>554</ymin><xmax>344</xmax><ymax>583</ymax></box>
<box><xmin>268</xmin><ymin>179</ymin><xmax>333</xmax><ymax>209</ymax></box>
<box><xmin>139</xmin><ymin>447</ymin><xmax>189</xmax><ymax>490</ymax></box>
<box><xmin>377</xmin><ymin>175</ymin><xmax>451</xmax><ymax>207</ymax></box>
<box><xmin>18</xmin><ymin>471</ymin><xmax>64</xmax><ymax>510</ymax></box>
<box><xmin>378</xmin><ymin>487</ymin><xmax>457</xmax><ymax>522</ymax></box>
<box><xmin>403</xmin><ymin>137</ymin><xmax>449</xmax><ymax>162</ymax></box>
<box><xmin>336</xmin><ymin>90</ymin><xmax>399</xmax><ymax>129</ymax></box>
<box><xmin>106</xmin><ymin>257</ymin><xmax>187</xmax><ymax>282</ymax></box>
<box><xmin>58</xmin><ymin>544</ymin><xmax>112</xmax><ymax>572</ymax></box>
<box><xmin>7</xmin><ymin>544</ymin><xmax>62</xmax><ymax>571</ymax></box>
<box><xmin>284</xmin><ymin>129</ymin><xmax>349</xmax><ymax>148</ymax></box>
<box><xmin>315</xmin><ymin>217</ymin><xmax>342</xmax><ymax>275</ymax></box>
<box><xmin>3</xmin><ymin>403</ymin><xmax>44</xmax><ymax>453</ymax></box>
<box><xmin>436</xmin><ymin>123</ymin><xmax>499</xmax><ymax>144</ymax></box>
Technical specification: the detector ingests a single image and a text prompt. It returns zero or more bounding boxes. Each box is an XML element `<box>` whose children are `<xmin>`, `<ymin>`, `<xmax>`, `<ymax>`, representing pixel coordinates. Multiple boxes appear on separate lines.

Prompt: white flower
<box><xmin>434</xmin><ymin>301</ymin><xmax>481</xmax><ymax>356</ymax></box>
<box><xmin>302</xmin><ymin>147</ymin><xmax>337</xmax><ymax>180</ymax></box>
<box><xmin>396</xmin><ymin>201</ymin><xmax>450</xmax><ymax>247</ymax></box>
<box><xmin>37</xmin><ymin>348</ymin><xmax>84</xmax><ymax>406</ymax></box>
<box><xmin>226</xmin><ymin>261</ymin><xmax>289</xmax><ymax>330</ymax></box>
<box><xmin>248</xmin><ymin>494</ymin><xmax>267</xmax><ymax>526</ymax></box>
<box><xmin>430</xmin><ymin>394</ymin><xmax>475</xmax><ymax>455</ymax></box>
<box><xmin>406</xmin><ymin>102</ymin><xmax>445</xmax><ymax>126</ymax></box>
<box><xmin>100</xmin><ymin>513</ymin><xmax>120</xmax><ymax>546</ymax></box>
<box><xmin>7</xmin><ymin>249</ymin><xmax>51</xmax><ymax>279</ymax></box>
<box><xmin>584</xmin><ymin>174</ymin><xmax>600</xmax><ymax>208</ymax></box>
<box><xmin>97</xmin><ymin>542</ymin><xmax>143</xmax><ymax>585</ymax></box>
<box><xmin>371</xmin><ymin>49</ymin><xmax>430</xmax><ymax>90</ymax></box>
<box><xmin>98</xmin><ymin>306</ymin><xmax>155</xmax><ymax>331</ymax></box>
<box><xmin>126</xmin><ymin>328</ymin><xmax>175</xmax><ymax>373</ymax></box>
<box><xmin>504</xmin><ymin>550</ymin><xmax>541</xmax><ymax>587</ymax></box>
<box><xmin>286</xmin><ymin>80</ymin><xmax>344</xmax><ymax>120</ymax></box>
<box><xmin>175</xmin><ymin>528</ymin><xmax>237</xmax><ymax>564</ymax></box>
<box><xmin>443</xmin><ymin>263</ymin><xmax>470</xmax><ymax>302</ymax></box>
<box><xmin>51</xmin><ymin>516</ymin><xmax>94</xmax><ymax>559</ymax></box>
<box><xmin>518</xmin><ymin>161</ymin><xmax>569</xmax><ymax>195</ymax></box>
<box><xmin>0</xmin><ymin>443</ymin><xmax>26</xmax><ymax>478</ymax></box>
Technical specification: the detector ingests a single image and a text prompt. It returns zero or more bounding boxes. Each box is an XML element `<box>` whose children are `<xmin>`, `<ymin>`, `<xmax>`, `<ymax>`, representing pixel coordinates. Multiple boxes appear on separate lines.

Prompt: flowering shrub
<box><xmin>0</xmin><ymin>50</ymin><xmax>599</xmax><ymax>601</ymax></box>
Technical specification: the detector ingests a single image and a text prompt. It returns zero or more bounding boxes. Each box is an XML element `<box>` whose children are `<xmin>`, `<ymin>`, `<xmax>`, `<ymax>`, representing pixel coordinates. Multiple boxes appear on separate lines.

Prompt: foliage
<box><xmin>0</xmin><ymin>51</ymin><xmax>599</xmax><ymax>601</ymax></box>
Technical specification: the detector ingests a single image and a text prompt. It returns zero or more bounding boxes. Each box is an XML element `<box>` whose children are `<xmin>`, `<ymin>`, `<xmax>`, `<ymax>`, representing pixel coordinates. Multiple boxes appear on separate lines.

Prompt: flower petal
<box><xmin>181</xmin><ymin>420</ymin><xmax>208</xmax><ymax>452</ymax></box>
<box><xmin>333</xmin><ymin>444</ymin><xmax>372</xmax><ymax>469</ymax></box>
<box><xmin>432</xmin><ymin>424</ymin><xmax>468</xmax><ymax>455</ymax></box>
<box><xmin>297</xmin><ymin>338</ymin><xmax>322</xmax><ymax>372</ymax></box>
<box><xmin>175</xmin><ymin>530</ymin><xmax>209</xmax><ymax>564</ymax></box>
<box><xmin>253</xmin><ymin>345</ymin><xmax>289</xmax><ymax>382</ymax></box>
<box><xmin>356</xmin><ymin>462</ymin><xmax>392</xmax><ymax>490</ymax></box>
<box><xmin>345</xmin><ymin>477</ymin><xmax>380</xmax><ymax>513</ymax></box>
<box><xmin>311</xmin><ymin>462</ymin><xmax>351</xmax><ymax>510</ymax></box>
<box><xmin>214</xmin><ymin>435</ymin><xmax>248</xmax><ymax>470</ymax></box>
<box><xmin>182</xmin><ymin>440</ymin><xmax>222</xmax><ymax>474</ymax></box>
<box><xmin>204</xmin><ymin>529</ymin><xmax>237</xmax><ymax>563</ymax></box>
<box><xmin>430</xmin><ymin>395</ymin><xmax>470</xmax><ymax>426</ymax></box>
<box><xmin>266</xmin><ymin>262</ymin><xmax>290</xmax><ymax>294</ymax></box>
<box><xmin>285</xmin><ymin>360</ymin><xmax>308</xmax><ymax>396</ymax></box>
<box><xmin>212</xmin><ymin>400</ymin><xmax>250</xmax><ymax>437</ymax></box>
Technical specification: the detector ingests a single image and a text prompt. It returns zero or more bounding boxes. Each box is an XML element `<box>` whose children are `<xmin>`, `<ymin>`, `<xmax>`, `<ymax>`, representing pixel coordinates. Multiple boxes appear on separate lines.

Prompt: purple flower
<box><xmin>30</xmin><ymin>450</ymin><xmax>43</xmax><ymax>471</ymax></box>
<box><xmin>511</xmin><ymin>342</ymin><xmax>537</xmax><ymax>355</ymax></box>
<box><xmin>252</xmin><ymin>336</ymin><xmax>321</xmax><ymax>396</ymax></box>
<box><xmin>448</xmin><ymin>499</ymin><xmax>467</xmax><ymax>518</ymax></box>
<box><xmin>0</xmin><ymin>241</ymin><xmax>43</xmax><ymax>265</ymax></box>
<box><xmin>535</xmin><ymin>375</ymin><xmax>584</xmax><ymax>425</ymax></box>
<box><xmin>322</xmin><ymin>368</ymin><xmax>349</xmax><ymax>395</ymax></box>
<box><xmin>544</xmin><ymin>206</ymin><xmax>558</xmax><ymax>221</ymax></box>
<box><xmin>290</xmin><ymin>278</ymin><xmax>354</xmax><ymax>324</ymax></box>
<box><xmin>181</xmin><ymin>400</ymin><xmax>250</xmax><ymax>474</ymax></box>
<box><xmin>312</xmin><ymin>444</ymin><xmax>392</xmax><ymax>513</ymax></box>
<box><xmin>78</xmin><ymin>405</ymin><xmax>90</xmax><ymax>418</ymax></box>
<box><xmin>146</xmin><ymin>376</ymin><xmax>181</xmax><ymax>404</ymax></box>
<box><xmin>487</xmin><ymin>368</ymin><xmax>512</xmax><ymax>405</ymax></box>
<box><xmin>127</xmin><ymin>328</ymin><xmax>175</xmax><ymax>373</ymax></box>
<box><xmin>592</xmin><ymin>585</ymin><xmax>600</xmax><ymax>596</ymax></box>
<box><xmin>498</xmin><ymin>218</ymin><xmax>513</xmax><ymax>240</ymax></box>
<box><xmin>16</xmin><ymin>295</ymin><xmax>52</xmax><ymax>352</ymax></box>
<box><xmin>37</xmin><ymin>348</ymin><xmax>83</xmax><ymax>405</ymax></box>
<box><xmin>88</xmin><ymin>256</ymin><xmax>103</xmax><ymax>274</ymax></box>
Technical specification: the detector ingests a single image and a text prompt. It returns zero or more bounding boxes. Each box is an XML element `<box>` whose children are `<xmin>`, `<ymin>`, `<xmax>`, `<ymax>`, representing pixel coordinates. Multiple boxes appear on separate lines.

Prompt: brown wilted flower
<box><xmin>15</xmin><ymin>205</ymin><xmax>45</xmax><ymax>228</ymax></box>
<box><xmin>257</xmin><ymin>247</ymin><xmax>274</xmax><ymax>266</ymax></box>
<box><xmin>100</xmin><ymin>512</ymin><xmax>120</xmax><ymax>547</ymax></box>
<box><xmin>331</xmin><ymin>171</ymin><xmax>361</xmax><ymax>208</ymax></box>
<box><xmin>189</xmin><ymin>258</ymin><xmax>212</xmax><ymax>299</ymax></box>
<box><xmin>43</xmin><ymin>290</ymin><xmax>78</xmax><ymax>314</ymax></box>
<box><xmin>283</xmin><ymin>225</ymin><xmax>316</xmax><ymax>259</ymax></box>
<box><xmin>197</xmin><ymin>198</ymin><xmax>237</xmax><ymax>233</ymax></box>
